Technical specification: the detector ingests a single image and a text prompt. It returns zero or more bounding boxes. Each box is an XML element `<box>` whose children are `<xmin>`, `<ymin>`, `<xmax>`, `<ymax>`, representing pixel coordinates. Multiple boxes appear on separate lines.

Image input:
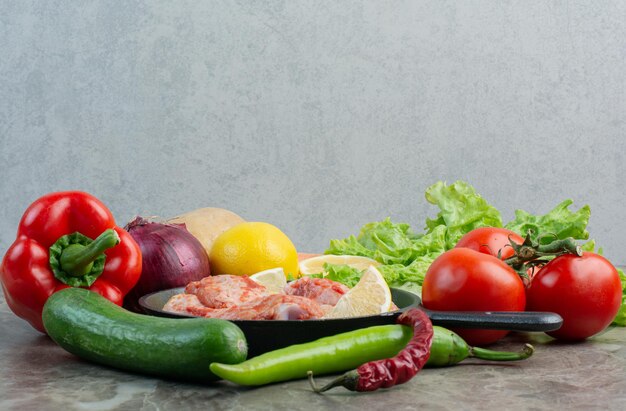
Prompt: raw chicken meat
<box><xmin>185</xmin><ymin>275</ymin><xmax>269</xmax><ymax>308</ymax></box>
<box><xmin>163</xmin><ymin>294</ymin><xmax>213</xmax><ymax>317</ymax></box>
<box><xmin>284</xmin><ymin>276</ymin><xmax>349</xmax><ymax>305</ymax></box>
<box><xmin>207</xmin><ymin>294</ymin><xmax>324</xmax><ymax>320</ymax></box>
<box><xmin>163</xmin><ymin>274</ymin><xmax>354</xmax><ymax>321</ymax></box>
<box><xmin>164</xmin><ymin>293</ymin><xmax>325</xmax><ymax>320</ymax></box>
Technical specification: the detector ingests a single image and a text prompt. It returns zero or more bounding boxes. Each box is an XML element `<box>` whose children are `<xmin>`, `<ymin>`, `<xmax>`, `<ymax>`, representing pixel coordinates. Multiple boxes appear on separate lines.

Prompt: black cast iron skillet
<box><xmin>139</xmin><ymin>287</ymin><xmax>563</xmax><ymax>357</ymax></box>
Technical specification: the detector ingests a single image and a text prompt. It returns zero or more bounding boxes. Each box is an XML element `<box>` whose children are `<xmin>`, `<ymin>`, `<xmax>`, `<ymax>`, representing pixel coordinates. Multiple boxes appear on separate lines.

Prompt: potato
<box><xmin>168</xmin><ymin>208</ymin><xmax>245</xmax><ymax>257</ymax></box>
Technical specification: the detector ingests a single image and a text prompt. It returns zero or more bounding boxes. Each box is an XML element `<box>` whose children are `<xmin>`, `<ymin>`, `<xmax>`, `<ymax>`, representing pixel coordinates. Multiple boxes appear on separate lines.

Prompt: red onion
<box><xmin>123</xmin><ymin>216</ymin><xmax>210</xmax><ymax>312</ymax></box>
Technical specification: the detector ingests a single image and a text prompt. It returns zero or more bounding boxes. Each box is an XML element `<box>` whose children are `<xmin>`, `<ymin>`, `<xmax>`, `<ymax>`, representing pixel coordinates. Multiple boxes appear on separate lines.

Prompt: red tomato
<box><xmin>455</xmin><ymin>227</ymin><xmax>524</xmax><ymax>260</ymax></box>
<box><xmin>422</xmin><ymin>248</ymin><xmax>526</xmax><ymax>345</ymax></box>
<box><xmin>526</xmin><ymin>252</ymin><xmax>622</xmax><ymax>341</ymax></box>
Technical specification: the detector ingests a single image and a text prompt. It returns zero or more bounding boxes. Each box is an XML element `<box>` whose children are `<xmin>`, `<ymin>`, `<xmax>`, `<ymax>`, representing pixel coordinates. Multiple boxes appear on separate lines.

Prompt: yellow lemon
<box><xmin>249</xmin><ymin>268</ymin><xmax>287</xmax><ymax>293</ymax></box>
<box><xmin>209</xmin><ymin>222</ymin><xmax>299</xmax><ymax>278</ymax></box>
<box><xmin>298</xmin><ymin>254</ymin><xmax>381</xmax><ymax>276</ymax></box>
<box><xmin>324</xmin><ymin>265</ymin><xmax>392</xmax><ymax>318</ymax></box>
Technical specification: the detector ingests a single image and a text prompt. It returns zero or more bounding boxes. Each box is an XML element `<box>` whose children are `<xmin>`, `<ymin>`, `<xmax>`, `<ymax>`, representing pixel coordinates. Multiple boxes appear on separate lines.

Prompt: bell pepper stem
<box><xmin>60</xmin><ymin>229</ymin><xmax>120</xmax><ymax>277</ymax></box>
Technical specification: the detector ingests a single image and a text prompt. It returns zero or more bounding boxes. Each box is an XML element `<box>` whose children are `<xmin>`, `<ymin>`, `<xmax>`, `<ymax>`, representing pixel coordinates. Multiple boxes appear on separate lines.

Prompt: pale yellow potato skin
<box><xmin>168</xmin><ymin>207</ymin><xmax>245</xmax><ymax>257</ymax></box>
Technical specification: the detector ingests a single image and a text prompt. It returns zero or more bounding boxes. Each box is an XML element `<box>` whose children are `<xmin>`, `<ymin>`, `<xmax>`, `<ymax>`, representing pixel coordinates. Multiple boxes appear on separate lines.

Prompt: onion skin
<box><xmin>123</xmin><ymin>217</ymin><xmax>211</xmax><ymax>312</ymax></box>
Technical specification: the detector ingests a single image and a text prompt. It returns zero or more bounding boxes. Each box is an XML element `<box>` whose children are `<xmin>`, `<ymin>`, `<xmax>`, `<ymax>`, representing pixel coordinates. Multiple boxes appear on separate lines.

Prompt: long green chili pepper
<box><xmin>211</xmin><ymin>317</ymin><xmax>534</xmax><ymax>389</ymax></box>
<box><xmin>210</xmin><ymin>324</ymin><xmax>413</xmax><ymax>386</ymax></box>
<box><xmin>426</xmin><ymin>326</ymin><xmax>534</xmax><ymax>367</ymax></box>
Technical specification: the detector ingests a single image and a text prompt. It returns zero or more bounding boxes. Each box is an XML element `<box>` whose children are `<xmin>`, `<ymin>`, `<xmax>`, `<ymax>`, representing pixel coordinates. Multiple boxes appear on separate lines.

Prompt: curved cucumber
<box><xmin>42</xmin><ymin>288</ymin><xmax>247</xmax><ymax>381</ymax></box>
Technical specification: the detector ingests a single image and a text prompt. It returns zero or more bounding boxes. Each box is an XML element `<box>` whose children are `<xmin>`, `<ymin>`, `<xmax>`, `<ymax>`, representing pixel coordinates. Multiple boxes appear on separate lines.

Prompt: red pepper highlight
<box><xmin>309</xmin><ymin>308</ymin><xmax>433</xmax><ymax>392</ymax></box>
<box><xmin>0</xmin><ymin>191</ymin><xmax>142</xmax><ymax>333</ymax></box>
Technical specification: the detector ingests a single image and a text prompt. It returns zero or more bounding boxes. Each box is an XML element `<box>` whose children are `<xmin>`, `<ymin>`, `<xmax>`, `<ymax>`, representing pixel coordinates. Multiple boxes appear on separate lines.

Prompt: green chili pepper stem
<box><xmin>60</xmin><ymin>229</ymin><xmax>120</xmax><ymax>277</ymax></box>
<box><xmin>426</xmin><ymin>326</ymin><xmax>535</xmax><ymax>367</ymax></box>
<box><xmin>470</xmin><ymin>343</ymin><xmax>535</xmax><ymax>361</ymax></box>
<box><xmin>308</xmin><ymin>370</ymin><xmax>359</xmax><ymax>393</ymax></box>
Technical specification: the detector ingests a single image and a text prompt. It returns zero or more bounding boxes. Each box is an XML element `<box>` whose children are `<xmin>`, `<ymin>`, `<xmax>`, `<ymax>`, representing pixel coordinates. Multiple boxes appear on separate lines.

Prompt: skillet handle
<box><xmin>424</xmin><ymin>310</ymin><xmax>563</xmax><ymax>332</ymax></box>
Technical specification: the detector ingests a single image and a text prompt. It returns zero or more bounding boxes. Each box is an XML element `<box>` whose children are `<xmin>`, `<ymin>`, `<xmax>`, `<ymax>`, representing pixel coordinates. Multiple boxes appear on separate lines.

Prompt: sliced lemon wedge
<box><xmin>323</xmin><ymin>265</ymin><xmax>392</xmax><ymax>318</ymax></box>
<box><xmin>249</xmin><ymin>268</ymin><xmax>287</xmax><ymax>294</ymax></box>
<box><xmin>298</xmin><ymin>254</ymin><xmax>381</xmax><ymax>276</ymax></box>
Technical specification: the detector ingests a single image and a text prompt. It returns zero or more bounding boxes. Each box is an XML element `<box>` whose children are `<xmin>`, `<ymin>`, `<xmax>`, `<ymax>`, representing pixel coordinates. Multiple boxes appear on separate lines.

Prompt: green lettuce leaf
<box><xmin>327</xmin><ymin>219</ymin><xmax>447</xmax><ymax>261</ymax></box>
<box><xmin>314</xmin><ymin>263</ymin><xmax>362</xmax><ymax>288</ymax></box>
<box><xmin>612</xmin><ymin>268</ymin><xmax>626</xmax><ymax>326</ymax></box>
<box><xmin>380</xmin><ymin>255</ymin><xmax>435</xmax><ymax>287</ymax></box>
<box><xmin>326</xmin><ymin>218</ymin><xmax>431</xmax><ymax>266</ymax></box>
<box><xmin>375</xmin><ymin>226</ymin><xmax>448</xmax><ymax>287</ymax></box>
<box><xmin>325</xmin><ymin>181</ymin><xmax>503</xmax><ymax>291</ymax></box>
<box><xmin>505</xmin><ymin>199</ymin><xmax>590</xmax><ymax>243</ymax></box>
<box><xmin>425</xmin><ymin>181</ymin><xmax>503</xmax><ymax>249</ymax></box>
<box><xmin>325</xmin><ymin>235</ymin><xmax>377</xmax><ymax>260</ymax></box>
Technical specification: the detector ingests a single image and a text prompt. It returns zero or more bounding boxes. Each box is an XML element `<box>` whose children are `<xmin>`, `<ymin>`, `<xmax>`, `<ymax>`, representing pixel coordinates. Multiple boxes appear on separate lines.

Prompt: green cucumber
<box><xmin>42</xmin><ymin>288</ymin><xmax>247</xmax><ymax>381</ymax></box>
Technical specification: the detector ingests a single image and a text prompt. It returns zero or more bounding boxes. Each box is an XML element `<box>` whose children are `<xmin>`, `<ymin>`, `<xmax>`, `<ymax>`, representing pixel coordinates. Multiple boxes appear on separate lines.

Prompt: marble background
<box><xmin>1</xmin><ymin>1</ymin><xmax>625</xmax><ymax>262</ymax></box>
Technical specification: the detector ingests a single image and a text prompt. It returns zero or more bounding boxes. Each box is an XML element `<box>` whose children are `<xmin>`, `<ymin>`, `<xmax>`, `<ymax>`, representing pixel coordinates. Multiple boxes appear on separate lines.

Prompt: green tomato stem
<box><xmin>503</xmin><ymin>233</ymin><xmax>582</xmax><ymax>279</ymax></box>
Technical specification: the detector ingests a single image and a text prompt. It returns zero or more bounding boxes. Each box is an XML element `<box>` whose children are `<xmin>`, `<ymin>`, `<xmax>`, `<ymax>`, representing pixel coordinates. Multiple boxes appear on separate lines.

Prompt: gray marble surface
<box><xmin>2</xmin><ymin>294</ymin><xmax>626</xmax><ymax>411</ymax></box>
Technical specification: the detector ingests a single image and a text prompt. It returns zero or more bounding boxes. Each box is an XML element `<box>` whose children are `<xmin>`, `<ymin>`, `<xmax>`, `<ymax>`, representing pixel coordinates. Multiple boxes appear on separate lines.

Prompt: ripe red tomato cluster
<box><xmin>422</xmin><ymin>227</ymin><xmax>622</xmax><ymax>345</ymax></box>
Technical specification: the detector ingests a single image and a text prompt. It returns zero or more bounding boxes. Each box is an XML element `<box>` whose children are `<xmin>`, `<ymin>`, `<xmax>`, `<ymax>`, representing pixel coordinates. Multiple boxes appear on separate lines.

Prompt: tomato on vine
<box><xmin>421</xmin><ymin>247</ymin><xmax>526</xmax><ymax>346</ymax></box>
<box><xmin>526</xmin><ymin>252</ymin><xmax>622</xmax><ymax>341</ymax></box>
<box><xmin>455</xmin><ymin>227</ymin><xmax>524</xmax><ymax>260</ymax></box>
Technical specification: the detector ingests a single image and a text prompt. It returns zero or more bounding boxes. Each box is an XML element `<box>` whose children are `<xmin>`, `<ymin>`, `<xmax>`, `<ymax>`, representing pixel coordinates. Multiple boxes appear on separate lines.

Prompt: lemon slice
<box><xmin>324</xmin><ymin>265</ymin><xmax>392</xmax><ymax>318</ymax></box>
<box><xmin>249</xmin><ymin>268</ymin><xmax>287</xmax><ymax>294</ymax></box>
<box><xmin>298</xmin><ymin>255</ymin><xmax>381</xmax><ymax>276</ymax></box>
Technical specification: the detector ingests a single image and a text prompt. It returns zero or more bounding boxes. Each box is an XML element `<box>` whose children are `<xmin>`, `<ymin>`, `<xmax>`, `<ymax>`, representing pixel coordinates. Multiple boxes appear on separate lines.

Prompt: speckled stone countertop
<box><xmin>2</xmin><ymin>294</ymin><xmax>626</xmax><ymax>411</ymax></box>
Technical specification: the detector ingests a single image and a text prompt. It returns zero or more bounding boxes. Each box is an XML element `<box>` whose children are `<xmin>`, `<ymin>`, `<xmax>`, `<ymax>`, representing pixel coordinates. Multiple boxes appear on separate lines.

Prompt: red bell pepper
<box><xmin>0</xmin><ymin>191</ymin><xmax>142</xmax><ymax>333</ymax></box>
